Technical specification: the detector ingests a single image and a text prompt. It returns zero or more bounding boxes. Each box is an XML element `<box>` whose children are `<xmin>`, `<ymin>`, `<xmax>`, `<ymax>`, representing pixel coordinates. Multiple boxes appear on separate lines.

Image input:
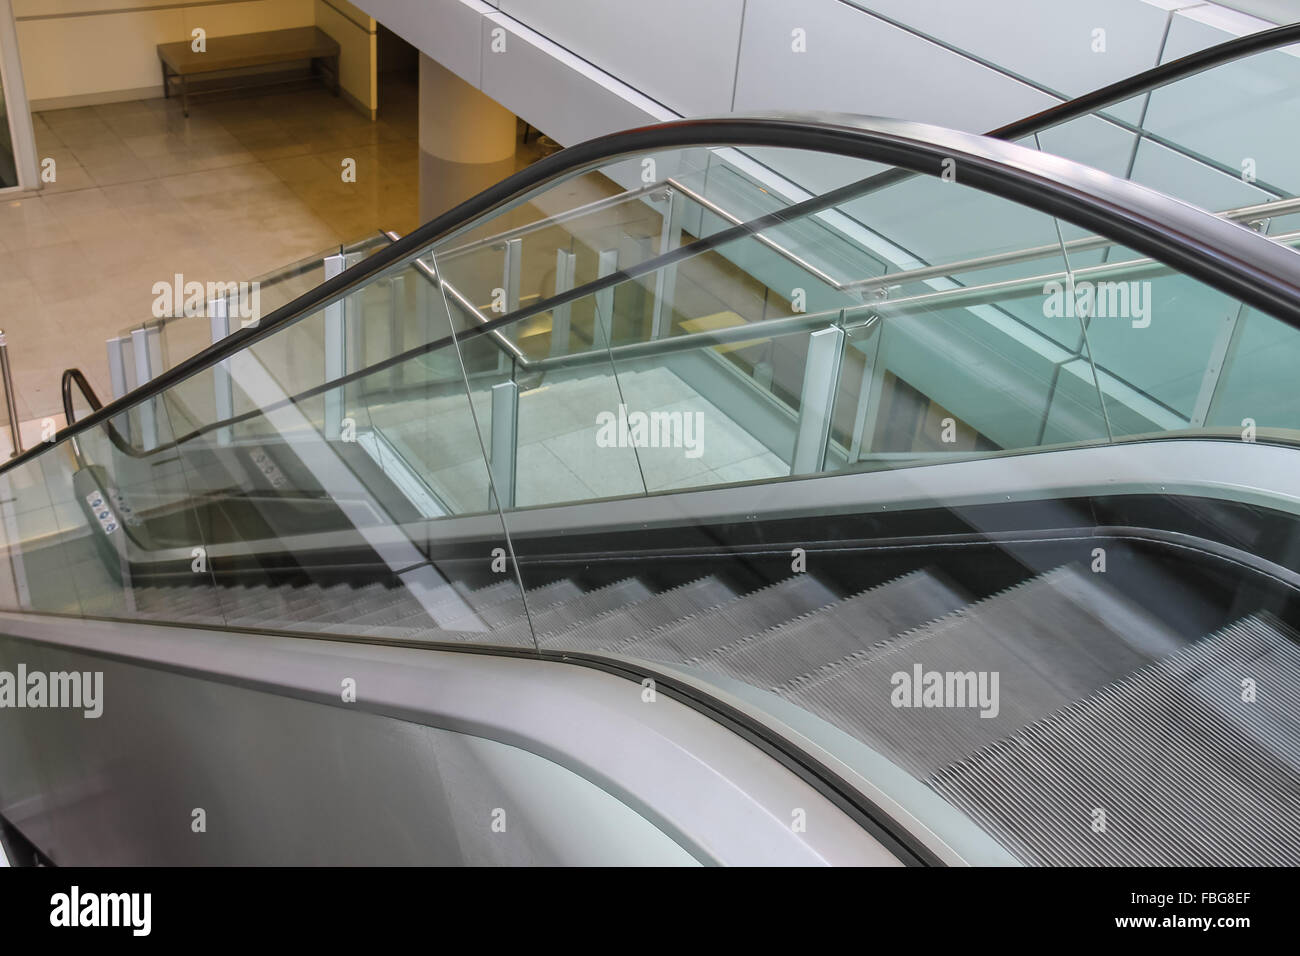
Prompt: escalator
<box><xmin>3</xmin><ymin>34</ymin><xmax>1300</xmax><ymax>866</ymax></box>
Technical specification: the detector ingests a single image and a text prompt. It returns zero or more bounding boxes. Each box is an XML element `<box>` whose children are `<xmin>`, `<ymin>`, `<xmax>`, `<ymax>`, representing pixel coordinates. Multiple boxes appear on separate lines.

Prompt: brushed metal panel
<box><xmin>0</xmin><ymin>615</ymin><xmax>899</xmax><ymax>865</ymax></box>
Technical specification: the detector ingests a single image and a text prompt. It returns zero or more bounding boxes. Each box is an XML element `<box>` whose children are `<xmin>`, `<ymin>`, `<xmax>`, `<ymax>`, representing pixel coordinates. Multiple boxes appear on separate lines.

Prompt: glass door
<box><xmin>0</xmin><ymin>0</ymin><xmax>39</xmax><ymax>192</ymax></box>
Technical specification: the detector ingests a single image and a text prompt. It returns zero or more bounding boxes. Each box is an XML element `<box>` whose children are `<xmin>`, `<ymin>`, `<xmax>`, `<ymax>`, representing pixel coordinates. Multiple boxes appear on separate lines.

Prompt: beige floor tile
<box><xmin>2</xmin><ymin>77</ymin><xmax>430</xmax><ymax>419</ymax></box>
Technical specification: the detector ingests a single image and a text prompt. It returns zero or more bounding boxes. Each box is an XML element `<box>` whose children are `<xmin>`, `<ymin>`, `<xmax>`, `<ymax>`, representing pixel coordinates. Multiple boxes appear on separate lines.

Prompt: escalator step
<box><xmin>438</xmin><ymin>578</ymin><xmax>582</xmax><ymax>631</ymax></box>
<box><xmin>428</xmin><ymin>578</ymin><xmax>655</xmax><ymax>647</ymax></box>
<box><xmin>541</xmin><ymin>576</ymin><xmax>737</xmax><ymax>651</ymax></box>
<box><xmin>453</xmin><ymin>578</ymin><xmax>525</xmax><ymax>610</ymax></box>
<box><xmin>528</xmin><ymin>578</ymin><xmax>655</xmax><ymax>637</ymax></box>
<box><xmin>696</xmin><ymin>569</ymin><xmax>968</xmax><ymax>689</ymax></box>
<box><xmin>783</xmin><ymin>565</ymin><xmax>1180</xmax><ymax>779</ymax></box>
<box><xmin>357</xmin><ymin>578</ymin><xmax>583</xmax><ymax>640</ymax></box>
<box><xmin>617</xmin><ymin>575</ymin><xmax>839</xmax><ymax>664</ymax></box>
<box><xmin>290</xmin><ymin>583</ymin><xmax>394</xmax><ymax>625</ymax></box>
<box><xmin>226</xmin><ymin>586</ymin><xmax>333</xmax><ymax>626</ymax></box>
<box><xmin>319</xmin><ymin>590</ymin><xmax>429</xmax><ymax>630</ymax></box>
<box><xmin>929</xmin><ymin>614</ymin><xmax>1300</xmax><ymax>866</ymax></box>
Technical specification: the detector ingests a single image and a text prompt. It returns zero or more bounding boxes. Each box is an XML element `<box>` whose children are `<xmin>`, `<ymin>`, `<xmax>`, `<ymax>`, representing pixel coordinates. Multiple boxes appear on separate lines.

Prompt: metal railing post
<box><xmin>106</xmin><ymin>335</ymin><xmax>132</xmax><ymax>442</ymax></box>
<box><xmin>0</xmin><ymin>331</ymin><xmax>22</xmax><ymax>458</ymax></box>
<box><xmin>499</xmin><ymin>238</ymin><xmax>522</xmax><ymax>371</ymax></box>
<box><xmin>210</xmin><ymin>295</ymin><xmax>233</xmax><ymax>446</ymax></box>
<box><xmin>651</xmin><ymin>189</ymin><xmax>681</xmax><ymax>340</ymax></box>
<box><xmin>323</xmin><ymin>252</ymin><xmax>346</xmax><ymax>440</ymax></box>
<box><xmin>595</xmin><ymin>248</ymin><xmax>619</xmax><ymax>347</ymax></box>
<box><xmin>550</xmin><ymin>248</ymin><xmax>576</xmax><ymax>357</ymax></box>
<box><xmin>791</xmin><ymin>325</ymin><xmax>845</xmax><ymax>475</ymax></box>
<box><xmin>388</xmin><ymin>273</ymin><xmax>405</xmax><ymax>387</ymax></box>
<box><xmin>503</xmin><ymin>237</ymin><xmax>522</xmax><ymax>314</ymax></box>
<box><xmin>130</xmin><ymin>327</ymin><xmax>159</xmax><ymax>451</ymax></box>
<box><xmin>488</xmin><ymin>380</ymin><xmax>519</xmax><ymax>511</ymax></box>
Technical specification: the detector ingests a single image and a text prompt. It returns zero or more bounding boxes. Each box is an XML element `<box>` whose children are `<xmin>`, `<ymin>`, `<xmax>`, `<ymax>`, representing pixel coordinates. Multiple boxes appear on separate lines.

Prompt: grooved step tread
<box><xmin>784</xmin><ymin>565</ymin><xmax>1181</xmax><ymax>778</ymax></box>
<box><xmin>697</xmin><ymin>569</ymin><xmax>969</xmax><ymax>689</ymax></box>
<box><xmin>618</xmin><ymin>575</ymin><xmax>839</xmax><ymax>664</ymax></box>
<box><xmin>930</xmin><ymin>614</ymin><xmax>1300</xmax><ymax>866</ymax></box>
<box><xmin>541</xmin><ymin>576</ymin><xmax>737</xmax><ymax>651</ymax></box>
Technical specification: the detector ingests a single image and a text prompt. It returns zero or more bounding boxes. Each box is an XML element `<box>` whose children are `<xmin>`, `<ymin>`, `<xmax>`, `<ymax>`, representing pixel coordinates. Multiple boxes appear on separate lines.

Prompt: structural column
<box><xmin>418</xmin><ymin>53</ymin><xmax>518</xmax><ymax>222</ymax></box>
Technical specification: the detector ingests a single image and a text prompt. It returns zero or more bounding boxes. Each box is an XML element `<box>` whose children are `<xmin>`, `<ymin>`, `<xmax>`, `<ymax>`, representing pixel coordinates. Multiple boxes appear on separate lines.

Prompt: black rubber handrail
<box><xmin>9</xmin><ymin>26</ymin><xmax>1300</xmax><ymax>477</ymax></box>
<box><xmin>989</xmin><ymin>19</ymin><xmax>1300</xmax><ymax>141</ymax></box>
<box><xmin>61</xmin><ymin>367</ymin><xmax>146</xmax><ymax>464</ymax></box>
<box><xmin>61</xmin><ymin>367</ymin><xmax>102</xmax><ymax>421</ymax></box>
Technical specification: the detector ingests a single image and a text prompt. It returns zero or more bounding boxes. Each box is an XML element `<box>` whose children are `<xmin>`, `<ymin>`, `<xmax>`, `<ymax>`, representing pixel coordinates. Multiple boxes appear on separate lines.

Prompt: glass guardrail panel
<box><xmin>2</xmin><ymin>255</ymin><xmax>531</xmax><ymax>647</ymax></box>
<box><xmin>412</xmin><ymin>139</ymin><xmax>1300</xmax><ymax>494</ymax></box>
<box><xmin>682</xmin><ymin>153</ymin><xmax>893</xmax><ymax>288</ymax></box>
<box><xmin>1205</xmin><ymin>300</ymin><xmax>1300</xmax><ymax>441</ymax></box>
<box><xmin>1031</xmin><ymin>41</ymin><xmax>1300</xmax><ymax>213</ymax></box>
<box><xmin>111</xmin><ymin>235</ymin><xmax>393</xmax><ymax>379</ymax></box>
<box><xmin>0</xmin><ymin>443</ymin><xmax>87</xmax><ymax>617</ymax></box>
<box><xmin>162</xmin><ymin>259</ymin><xmax>530</xmax><ymax>648</ymax></box>
<box><xmin>421</xmin><ymin>141</ymin><xmax>1147</xmax><ymax>487</ymax></box>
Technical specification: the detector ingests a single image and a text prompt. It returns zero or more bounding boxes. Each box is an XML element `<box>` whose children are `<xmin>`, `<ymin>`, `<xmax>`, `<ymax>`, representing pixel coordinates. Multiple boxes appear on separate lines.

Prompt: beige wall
<box><xmin>313</xmin><ymin>0</ymin><xmax>375</xmax><ymax>117</ymax></box>
<box><xmin>13</xmin><ymin>0</ymin><xmax>379</xmax><ymax>111</ymax></box>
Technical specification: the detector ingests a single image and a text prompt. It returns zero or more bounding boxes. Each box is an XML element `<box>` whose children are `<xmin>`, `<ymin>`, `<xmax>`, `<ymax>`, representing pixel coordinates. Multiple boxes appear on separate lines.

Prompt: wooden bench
<box><xmin>158</xmin><ymin>26</ymin><xmax>340</xmax><ymax>117</ymax></box>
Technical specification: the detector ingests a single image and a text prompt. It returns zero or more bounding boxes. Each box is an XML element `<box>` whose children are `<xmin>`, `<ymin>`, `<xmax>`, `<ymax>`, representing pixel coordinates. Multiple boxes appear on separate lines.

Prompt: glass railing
<box><xmin>3</xmin><ymin>115</ymin><xmax>1299</xmax><ymax>866</ymax></box>
<box><xmin>106</xmin><ymin>232</ymin><xmax>393</xmax><ymax>398</ymax></box>
<box><xmin>1046</xmin><ymin>32</ymin><xmax>1300</xmax><ymax>209</ymax></box>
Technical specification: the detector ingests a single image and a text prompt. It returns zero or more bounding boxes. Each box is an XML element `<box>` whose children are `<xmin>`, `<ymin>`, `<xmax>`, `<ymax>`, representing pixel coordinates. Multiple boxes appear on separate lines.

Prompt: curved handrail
<box><xmin>9</xmin><ymin>112</ymin><xmax>1300</xmax><ymax>478</ymax></box>
<box><xmin>61</xmin><ymin>367</ymin><xmax>151</xmax><ymax>465</ymax></box>
<box><xmin>989</xmin><ymin>20</ymin><xmax>1300</xmax><ymax>143</ymax></box>
<box><xmin>61</xmin><ymin>367</ymin><xmax>102</xmax><ymax>422</ymax></box>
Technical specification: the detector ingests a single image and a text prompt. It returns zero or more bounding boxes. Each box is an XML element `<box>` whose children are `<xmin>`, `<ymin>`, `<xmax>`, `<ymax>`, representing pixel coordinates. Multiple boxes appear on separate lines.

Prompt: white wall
<box><xmin>353</xmin><ymin>0</ymin><xmax>1278</xmax><ymax>145</ymax></box>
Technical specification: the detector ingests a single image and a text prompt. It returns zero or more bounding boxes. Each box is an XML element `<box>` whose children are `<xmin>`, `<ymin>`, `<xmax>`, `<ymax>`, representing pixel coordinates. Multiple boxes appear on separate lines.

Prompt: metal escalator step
<box><xmin>317</xmin><ymin>590</ymin><xmax>430</xmax><ymax>630</ymax></box>
<box><xmin>137</xmin><ymin>591</ymin><xmax>223</xmax><ymax>621</ymax></box>
<box><xmin>226</xmin><ymin>583</ymin><xmax>333</xmax><ymax>620</ymax></box>
<box><xmin>698</xmin><ymin>570</ymin><xmax>969</xmax><ymax>689</ymax></box>
<box><xmin>256</xmin><ymin>583</ymin><xmax>377</xmax><ymax>628</ymax></box>
<box><xmin>528</xmin><ymin>578</ymin><xmax>654</xmax><ymax>637</ymax></box>
<box><xmin>617</xmin><ymin>575</ymin><xmax>839</xmax><ymax>664</ymax></box>
<box><xmin>418</xmin><ymin>579</ymin><xmax>648</xmax><ymax>647</ymax></box>
<box><xmin>355</xmin><ymin>578</ymin><xmax>581</xmax><ymax>639</ymax></box>
<box><xmin>214</xmin><ymin>586</ymin><xmax>287</xmax><ymax>619</ymax></box>
<box><xmin>226</xmin><ymin>587</ymin><xmax>329</xmax><ymax>626</ymax></box>
<box><xmin>453</xmin><ymin>579</ymin><xmax>525</xmax><ymax>610</ymax></box>
<box><xmin>438</xmin><ymin>578</ymin><xmax>582</xmax><ymax>631</ymax></box>
<box><xmin>289</xmin><ymin>583</ymin><xmax>393</xmax><ymax>625</ymax></box>
<box><xmin>541</xmin><ymin>576</ymin><xmax>737</xmax><ymax>651</ymax></box>
<box><xmin>133</xmin><ymin>587</ymin><xmax>217</xmax><ymax>615</ymax></box>
<box><xmin>783</xmin><ymin>565</ymin><xmax>1181</xmax><ymax>779</ymax></box>
<box><xmin>929</xmin><ymin>614</ymin><xmax>1300</xmax><ymax>866</ymax></box>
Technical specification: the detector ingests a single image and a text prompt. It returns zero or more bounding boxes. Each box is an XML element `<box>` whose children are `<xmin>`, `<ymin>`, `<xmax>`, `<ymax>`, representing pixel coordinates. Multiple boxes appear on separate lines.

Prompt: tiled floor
<box><xmin>378</xmin><ymin>366</ymin><xmax>788</xmax><ymax>513</ymax></box>
<box><xmin>0</xmin><ymin>75</ymin><xmax>421</xmax><ymax>425</ymax></box>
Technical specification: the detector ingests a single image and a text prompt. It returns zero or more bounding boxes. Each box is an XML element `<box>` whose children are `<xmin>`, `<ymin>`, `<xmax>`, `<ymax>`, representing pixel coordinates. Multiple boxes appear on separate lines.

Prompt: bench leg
<box><xmin>332</xmin><ymin>54</ymin><xmax>341</xmax><ymax>97</ymax></box>
<box><xmin>181</xmin><ymin>74</ymin><xmax>189</xmax><ymax>118</ymax></box>
<box><xmin>161</xmin><ymin>61</ymin><xmax>170</xmax><ymax>99</ymax></box>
